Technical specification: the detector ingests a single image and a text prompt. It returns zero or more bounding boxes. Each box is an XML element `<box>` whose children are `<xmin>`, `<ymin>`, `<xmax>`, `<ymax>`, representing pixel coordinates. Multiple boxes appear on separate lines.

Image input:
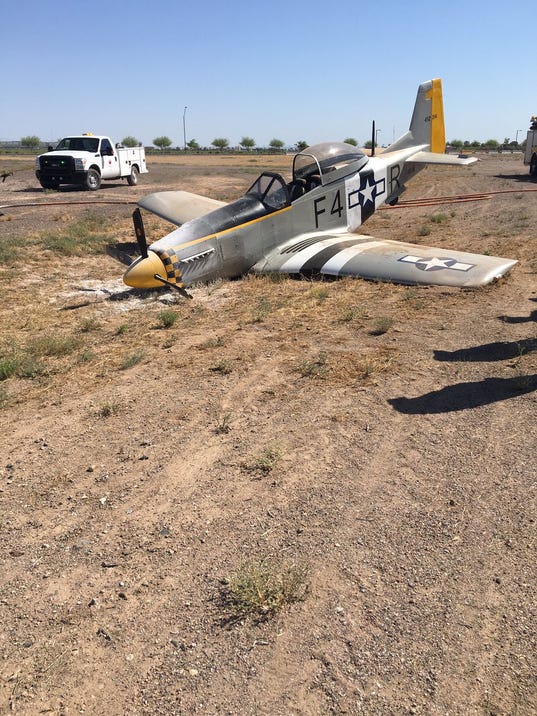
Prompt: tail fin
<box><xmin>388</xmin><ymin>78</ymin><xmax>446</xmax><ymax>153</ymax></box>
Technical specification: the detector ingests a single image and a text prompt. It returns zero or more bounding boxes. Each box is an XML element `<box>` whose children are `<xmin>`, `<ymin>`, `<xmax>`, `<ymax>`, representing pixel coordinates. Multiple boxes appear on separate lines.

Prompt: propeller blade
<box><xmin>132</xmin><ymin>208</ymin><xmax>148</xmax><ymax>259</ymax></box>
<box><xmin>154</xmin><ymin>273</ymin><xmax>193</xmax><ymax>299</ymax></box>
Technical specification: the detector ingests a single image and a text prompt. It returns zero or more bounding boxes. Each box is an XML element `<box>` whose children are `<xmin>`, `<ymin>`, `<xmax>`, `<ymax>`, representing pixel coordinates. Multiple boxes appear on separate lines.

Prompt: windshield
<box><xmin>55</xmin><ymin>137</ymin><xmax>99</xmax><ymax>152</ymax></box>
<box><xmin>245</xmin><ymin>172</ymin><xmax>289</xmax><ymax>210</ymax></box>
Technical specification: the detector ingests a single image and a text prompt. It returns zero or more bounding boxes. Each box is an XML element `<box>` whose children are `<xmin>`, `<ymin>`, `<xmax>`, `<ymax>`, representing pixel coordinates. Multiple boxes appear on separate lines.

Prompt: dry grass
<box><xmin>222</xmin><ymin>558</ymin><xmax>310</xmax><ymax>621</ymax></box>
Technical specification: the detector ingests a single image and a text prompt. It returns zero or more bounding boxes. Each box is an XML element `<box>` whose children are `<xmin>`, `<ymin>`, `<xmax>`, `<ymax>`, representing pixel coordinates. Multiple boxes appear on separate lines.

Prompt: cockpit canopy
<box><xmin>243</xmin><ymin>142</ymin><xmax>369</xmax><ymax>214</ymax></box>
<box><xmin>293</xmin><ymin>142</ymin><xmax>368</xmax><ymax>185</ymax></box>
<box><xmin>245</xmin><ymin>171</ymin><xmax>289</xmax><ymax>210</ymax></box>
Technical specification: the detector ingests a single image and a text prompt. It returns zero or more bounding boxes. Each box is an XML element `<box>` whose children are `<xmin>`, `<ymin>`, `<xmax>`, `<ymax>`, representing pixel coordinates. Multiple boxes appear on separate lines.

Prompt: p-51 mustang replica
<box><xmin>123</xmin><ymin>79</ymin><xmax>516</xmax><ymax>296</ymax></box>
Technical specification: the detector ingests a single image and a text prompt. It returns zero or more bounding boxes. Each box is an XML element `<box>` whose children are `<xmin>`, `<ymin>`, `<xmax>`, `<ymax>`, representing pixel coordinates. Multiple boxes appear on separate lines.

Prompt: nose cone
<box><xmin>123</xmin><ymin>250</ymin><xmax>167</xmax><ymax>289</ymax></box>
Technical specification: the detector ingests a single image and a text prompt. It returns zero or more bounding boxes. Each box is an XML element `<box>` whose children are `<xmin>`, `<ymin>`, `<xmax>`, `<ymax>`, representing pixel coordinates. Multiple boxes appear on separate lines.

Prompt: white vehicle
<box><xmin>524</xmin><ymin>117</ymin><xmax>537</xmax><ymax>175</ymax></box>
<box><xmin>35</xmin><ymin>134</ymin><xmax>148</xmax><ymax>190</ymax></box>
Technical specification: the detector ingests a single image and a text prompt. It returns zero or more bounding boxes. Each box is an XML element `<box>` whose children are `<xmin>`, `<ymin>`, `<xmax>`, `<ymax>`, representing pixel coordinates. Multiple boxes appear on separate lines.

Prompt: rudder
<box><xmin>388</xmin><ymin>78</ymin><xmax>446</xmax><ymax>153</ymax></box>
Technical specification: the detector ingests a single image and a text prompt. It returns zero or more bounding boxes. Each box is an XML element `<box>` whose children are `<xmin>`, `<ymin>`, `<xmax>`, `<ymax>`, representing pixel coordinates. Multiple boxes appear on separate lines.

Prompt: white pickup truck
<box><xmin>35</xmin><ymin>134</ymin><xmax>148</xmax><ymax>190</ymax></box>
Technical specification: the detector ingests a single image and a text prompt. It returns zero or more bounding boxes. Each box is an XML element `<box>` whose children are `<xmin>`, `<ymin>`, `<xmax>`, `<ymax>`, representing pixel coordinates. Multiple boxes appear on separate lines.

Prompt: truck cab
<box><xmin>35</xmin><ymin>134</ymin><xmax>148</xmax><ymax>190</ymax></box>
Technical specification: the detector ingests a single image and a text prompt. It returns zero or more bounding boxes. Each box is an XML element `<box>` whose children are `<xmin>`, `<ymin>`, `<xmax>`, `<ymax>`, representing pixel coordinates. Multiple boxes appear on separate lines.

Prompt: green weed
<box><xmin>78</xmin><ymin>317</ymin><xmax>101</xmax><ymax>333</ymax></box>
<box><xmin>223</xmin><ymin>558</ymin><xmax>310</xmax><ymax>621</ymax></box>
<box><xmin>215</xmin><ymin>411</ymin><xmax>233</xmax><ymax>434</ymax></box>
<box><xmin>310</xmin><ymin>286</ymin><xmax>329</xmax><ymax>303</ymax></box>
<box><xmin>0</xmin><ymin>236</ymin><xmax>31</xmax><ymax>265</ymax></box>
<box><xmin>250</xmin><ymin>296</ymin><xmax>272</xmax><ymax>323</ymax></box>
<box><xmin>158</xmin><ymin>310</ymin><xmax>179</xmax><ymax>328</ymax></box>
<box><xmin>199</xmin><ymin>336</ymin><xmax>225</xmax><ymax>350</ymax></box>
<box><xmin>120</xmin><ymin>349</ymin><xmax>146</xmax><ymax>370</ymax></box>
<box><xmin>96</xmin><ymin>402</ymin><xmax>120</xmax><ymax>418</ymax></box>
<box><xmin>252</xmin><ymin>445</ymin><xmax>283</xmax><ymax>473</ymax></box>
<box><xmin>40</xmin><ymin>214</ymin><xmax>111</xmax><ymax>256</ymax></box>
<box><xmin>210</xmin><ymin>359</ymin><xmax>233</xmax><ymax>375</ymax></box>
<box><xmin>338</xmin><ymin>305</ymin><xmax>365</xmax><ymax>323</ymax></box>
<box><xmin>430</xmin><ymin>213</ymin><xmax>448</xmax><ymax>224</ymax></box>
<box><xmin>0</xmin><ymin>356</ymin><xmax>18</xmax><ymax>381</ymax></box>
<box><xmin>298</xmin><ymin>351</ymin><xmax>329</xmax><ymax>379</ymax></box>
<box><xmin>370</xmin><ymin>316</ymin><xmax>393</xmax><ymax>335</ymax></box>
<box><xmin>28</xmin><ymin>334</ymin><xmax>82</xmax><ymax>357</ymax></box>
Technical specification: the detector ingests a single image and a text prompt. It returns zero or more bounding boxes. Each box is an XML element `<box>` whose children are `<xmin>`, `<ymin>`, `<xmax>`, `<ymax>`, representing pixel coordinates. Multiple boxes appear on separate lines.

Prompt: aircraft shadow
<box><xmin>60</xmin><ymin>286</ymin><xmax>170</xmax><ymax>311</ymax></box>
<box><xmin>389</xmin><ymin>374</ymin><xmax>537</xmax><ymax>414</ymax></box>
<box><xmin>499</xmin><ymin>298</ymin><xmax>537</xmax><ymax>324</ymax></box>
<box><xmin>501</xmin><ymin>311</ymin><xmax>537</xmax><ymax>324</ymax></box>
<box><xmin>434</xmin><ymin>337</ymin><xmax>536</xmax><ymax>362</ymax></box>
<box><xmin>494</xmin><ymin>173</ymin><xmax>537</xmax><ymax>184</ymax></box>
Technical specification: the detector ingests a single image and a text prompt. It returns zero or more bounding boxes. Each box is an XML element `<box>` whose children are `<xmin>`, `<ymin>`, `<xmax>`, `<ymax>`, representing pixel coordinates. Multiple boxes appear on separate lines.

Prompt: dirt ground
<box><xmin>0</xmin><ymin>152</ymin><xmax>535</xmax><ymax>716</ymax></box>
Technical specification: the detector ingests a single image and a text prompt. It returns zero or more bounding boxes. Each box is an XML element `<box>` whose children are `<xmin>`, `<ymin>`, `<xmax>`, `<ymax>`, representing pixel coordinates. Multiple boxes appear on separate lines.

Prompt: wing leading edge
<box><xmin>252</xmin><ymin>232</ymin><xmax>516</xmax><ymax>288</ymax></box>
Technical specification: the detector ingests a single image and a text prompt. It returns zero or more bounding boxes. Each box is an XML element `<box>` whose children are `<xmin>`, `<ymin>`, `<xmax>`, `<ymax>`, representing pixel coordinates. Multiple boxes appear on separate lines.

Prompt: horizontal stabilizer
<box><xmin>138</xmin><ymin>191</ymin><xmax>227</xmax><ymax>226</ymax></box>
<box><xmin>408</xmin><ymin>151</ymin><xmax>477</xmax><ymax>166</ymax></box>
<box><xmin>252</xmin><ymin>231</ymin><xmax>516</xmax><ymax>288</ymax></box>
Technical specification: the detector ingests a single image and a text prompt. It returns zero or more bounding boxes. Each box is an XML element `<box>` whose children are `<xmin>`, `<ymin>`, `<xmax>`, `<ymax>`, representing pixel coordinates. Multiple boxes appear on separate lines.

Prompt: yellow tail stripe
<box><xmin>426</xmin><ymin>78</ymin><xmax>446</xmax><ymax>153</ymax></box>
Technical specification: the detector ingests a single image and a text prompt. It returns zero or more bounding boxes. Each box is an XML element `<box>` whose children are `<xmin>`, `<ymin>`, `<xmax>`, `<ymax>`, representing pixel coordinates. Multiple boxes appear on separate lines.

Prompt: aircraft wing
<box><xmin>251</xmin><ymin>231</ymin><xmax>517</xmax><ymax>288</ymax></box>
<box><xmin>138</xmin><ymin>190</ymin><xmax>228</xmax><ymax>226</ymax></box>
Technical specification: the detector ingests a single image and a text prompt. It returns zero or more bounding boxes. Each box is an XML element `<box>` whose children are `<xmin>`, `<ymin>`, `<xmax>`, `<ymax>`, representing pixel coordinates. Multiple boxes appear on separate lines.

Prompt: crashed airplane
<box><xmin>122</xmin><ymin>79</ymin><xmax>516</xmax><ymax>297</ymax></box>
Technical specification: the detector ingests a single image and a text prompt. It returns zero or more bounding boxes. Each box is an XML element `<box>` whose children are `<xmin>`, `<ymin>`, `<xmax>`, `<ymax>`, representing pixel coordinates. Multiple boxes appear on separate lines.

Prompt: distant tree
<box><xmin>122</xmin><ymin>136</ymin><xmax>139</xmax><ymax>147</ymax></box>
<box><xmin>294</xmin><ymin>140</ymin><xmax>308</xmax><ymax>152</ymax></box>
<box><xmin>212</xmin><ymin>138</ymin><xmax>229</xmax><ymax>150</ymax></box>
<box><xmin>21</xmin><ymin>135</ymin><xmax>41</xmax><ymax>149</ymax></box>
<box><xmin>187</xmin><ymin>139</ymin><xmax>200</xmax><ymax>150</ymax></box>
<box><xmin>343</xmin><ymin>137</ymin><xmax>358</xmax><ymax>146</ymax></box>
<box><xmin>239</xmin><ymin>136</ymin><xmax>255</xmax><ymax>150</ymax></box>
<box><xmin>484</xmin><ymin>139</ymin><xmax>500</xmax><ymax>150</ymax></box>
<box><xmin>269</xmin><ymin>138</ymin><xmax>284</xmax><ymax>151</ymax></box>
<box><xmin>364</xmin><ymin>140</ymin><xmax>373</xmax><ymax>148</ymax></box>
<box><xmin>153</xmin><ymin>136</ymin><xmax>172</xmax><ymax>150</ymax></box>
<box><xmin>450</xmin><ymin>139</ymin><xmax>464</xmax><ymax>149</ymax></box>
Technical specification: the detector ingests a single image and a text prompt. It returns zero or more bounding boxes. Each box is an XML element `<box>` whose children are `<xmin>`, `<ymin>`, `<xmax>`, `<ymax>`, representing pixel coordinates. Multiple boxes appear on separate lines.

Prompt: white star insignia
<box><xmin>418</xmin><ymin>257</ymin><xmax>454</xmax><ymax>271</ymax></box>
<box><xmin>359</xmin><ymin>177</ymin><xmax>376</xmax><ymax>205</ymax></box>
<box><xmin>398</xmin><ymin>255</ymin><xmax>475</xmax><ymax>272</ymax></box>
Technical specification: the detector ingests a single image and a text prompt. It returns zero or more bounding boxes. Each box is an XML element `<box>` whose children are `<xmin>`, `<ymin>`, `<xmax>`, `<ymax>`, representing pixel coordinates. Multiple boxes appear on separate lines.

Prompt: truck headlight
<box><xmin>74</xmin><ymin>158</ymin><xmax>87</xmax><ymax>171</ymax></box>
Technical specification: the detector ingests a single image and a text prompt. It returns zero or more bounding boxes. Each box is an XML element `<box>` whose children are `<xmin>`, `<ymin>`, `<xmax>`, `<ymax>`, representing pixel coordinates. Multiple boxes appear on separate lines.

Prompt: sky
<box><xmin>1</xmin><ymin>0</ymin><xmax>534</xmax><ymax>149</ymax></box>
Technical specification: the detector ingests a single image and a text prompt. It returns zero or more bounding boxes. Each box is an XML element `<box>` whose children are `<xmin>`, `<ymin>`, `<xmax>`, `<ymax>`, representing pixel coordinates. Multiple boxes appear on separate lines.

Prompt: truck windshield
<box><xmin>55</xmin><ymin>137</ymin><xmax>99</xmax><ymax>152</ymax></box>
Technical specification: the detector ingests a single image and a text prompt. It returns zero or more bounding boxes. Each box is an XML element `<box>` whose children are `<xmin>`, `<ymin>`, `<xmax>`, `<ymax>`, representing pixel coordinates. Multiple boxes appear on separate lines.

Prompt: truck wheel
<box><xmin>127</xmin><ymin>166</ymin><xmax>139</xmax><ymax>186</ymax></box>
<box><xmin>85</xmin><ymin>169</ymin><xmax>101</xmax><ymax>191</ymax></box>
<box><xmin>531</xmin><ymin>156</ymin><xmax>537</xmax><ymax>177</ymax></box>
<box><xmin>40</xmin><ymin>180</ymin><xmax>59</xmax><ymax>190</ymax></box>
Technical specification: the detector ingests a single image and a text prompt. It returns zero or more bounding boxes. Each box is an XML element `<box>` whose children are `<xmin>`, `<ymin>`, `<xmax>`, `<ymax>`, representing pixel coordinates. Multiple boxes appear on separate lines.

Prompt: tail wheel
<box><xmin>85</xmin><ymin>168</ymin><xmax>101</xmax><ymax>191</ymax></box>
<box><xmin>127</xmin><ymin>166</ymin><xmax>139</xmax><ymax>186</ymax></box>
